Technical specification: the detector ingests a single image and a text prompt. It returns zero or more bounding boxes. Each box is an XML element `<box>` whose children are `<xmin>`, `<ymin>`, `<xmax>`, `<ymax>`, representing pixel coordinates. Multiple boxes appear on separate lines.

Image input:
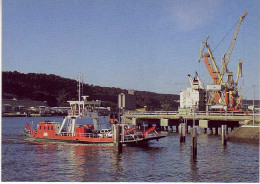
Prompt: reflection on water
<box><xmin>1</xmin><ymin>117</ymin><xmax>259</xmax><ymax>182</ymax></box>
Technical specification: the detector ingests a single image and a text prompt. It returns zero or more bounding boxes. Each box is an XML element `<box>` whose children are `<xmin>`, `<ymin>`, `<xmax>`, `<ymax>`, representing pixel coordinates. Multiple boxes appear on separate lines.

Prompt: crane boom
<box><xmin>199</xmin><ymin>36</ymin><xmax>225</xmax><ymax>86</ymax></box>
<box><xmin>222</xmin><ymin>12</ymin><xmax>248</xmax><ymax>74</ymax></box>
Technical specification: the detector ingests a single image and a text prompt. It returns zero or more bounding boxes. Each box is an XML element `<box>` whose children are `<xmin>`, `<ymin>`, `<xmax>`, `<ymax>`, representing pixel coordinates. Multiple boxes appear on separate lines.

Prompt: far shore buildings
<box><xmin>2</xmin><ymin>98</ymin><xmax>110</xmax><ymax>117</ymax></box>
<box><xmin>2</xmin><ymin>99</ymin><xmax>69</xmax><ymax>116</ymax></box>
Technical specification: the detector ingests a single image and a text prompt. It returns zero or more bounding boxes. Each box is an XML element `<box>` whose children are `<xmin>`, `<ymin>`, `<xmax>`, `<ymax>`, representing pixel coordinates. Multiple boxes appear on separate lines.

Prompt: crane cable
<box><xmin>212</xmin><ymin>19</ymin><xmax>240</xmax><ymax>53</ymax></box>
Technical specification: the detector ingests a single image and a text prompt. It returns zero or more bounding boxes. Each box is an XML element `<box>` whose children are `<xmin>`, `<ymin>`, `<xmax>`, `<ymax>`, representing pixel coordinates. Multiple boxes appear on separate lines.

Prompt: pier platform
<box><xmin>124</xmin><ymin>111</ymin><xmax>259</xmax><ymax>132</ymax></box>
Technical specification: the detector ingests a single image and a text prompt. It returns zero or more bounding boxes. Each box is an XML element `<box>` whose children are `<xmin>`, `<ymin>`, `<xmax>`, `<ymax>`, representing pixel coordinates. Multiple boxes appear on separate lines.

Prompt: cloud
<box><xmin>169</xmin><ymin>0</ymin><xmax>221</xmax><ymax>31</ymax></box>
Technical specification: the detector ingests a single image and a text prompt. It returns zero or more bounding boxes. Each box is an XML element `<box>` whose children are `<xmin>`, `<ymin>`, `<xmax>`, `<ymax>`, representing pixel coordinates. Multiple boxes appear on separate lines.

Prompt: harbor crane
<box><xmin>198</xmin><ymin>36</ymin><xmax>224</xmax><ymax>105</ymax></box>
<box><xmin>198</xmin><ymin>12</ymin><xmax>247</xmax><ymax>111</ymax></box>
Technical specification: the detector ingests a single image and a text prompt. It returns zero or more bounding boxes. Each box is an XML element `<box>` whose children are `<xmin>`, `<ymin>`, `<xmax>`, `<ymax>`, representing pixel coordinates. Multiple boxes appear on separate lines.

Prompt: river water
<box><xmin>1</xmin><ymin>117</ymin><xmax>259</xmax><ymax>182</ymax></box>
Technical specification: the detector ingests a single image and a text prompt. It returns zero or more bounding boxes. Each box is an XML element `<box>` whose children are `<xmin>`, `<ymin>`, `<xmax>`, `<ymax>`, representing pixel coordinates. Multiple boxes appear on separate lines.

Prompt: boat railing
<box><xmin>68</xmin><ymin>109</ymin><xmax>99</xmax><ymax>117</ymax></box>
<box><xmin>123</xmin><ymin>134</ymin><xmax>136</xmax><ymax>141</ymax></box>
<box><xmin>59</xmin><ymin>132</ymin><xmax>112</xmax><ymax>138</ymax></box>
<box><xmin>68</xmin><ymin>110</ymin><xmax>79</xmax><ymax>116</ymax></box>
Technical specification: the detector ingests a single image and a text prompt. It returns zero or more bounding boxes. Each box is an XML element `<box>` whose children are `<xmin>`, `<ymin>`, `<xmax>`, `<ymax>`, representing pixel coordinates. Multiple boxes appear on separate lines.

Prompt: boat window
<box><xmin>44</xmin><ymin>127</ymin><xmax>46</xmax><ymax>130</ymax></box>
<box><xmin>40</xmin><ymin>126</ymin><xmax>41</xmax><ymax>130</ymax></box>
<box><xmin>51</xmin><ymin>126</ymin><xmax>53</xmax><ymax>130</ymax></box>
<box><xmin>48</xmin><ymin>126</ymin><xmax>49</xmax><ymax>130</ymax></box>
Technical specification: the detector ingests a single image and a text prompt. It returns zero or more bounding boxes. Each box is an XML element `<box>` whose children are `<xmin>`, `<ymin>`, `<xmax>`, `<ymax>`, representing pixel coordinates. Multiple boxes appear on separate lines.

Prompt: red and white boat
<box><xmin>24</xmin><ymin>75</ymin><xmax>166</xmax><ymax>144</ymax></box>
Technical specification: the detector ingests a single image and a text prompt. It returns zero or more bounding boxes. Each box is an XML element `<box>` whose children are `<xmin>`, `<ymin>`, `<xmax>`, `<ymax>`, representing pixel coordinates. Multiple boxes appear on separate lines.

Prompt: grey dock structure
<box><xmin>124</xmin><ymin>111</ymin><xmax>259</xmax><ymax>133</ymax></box>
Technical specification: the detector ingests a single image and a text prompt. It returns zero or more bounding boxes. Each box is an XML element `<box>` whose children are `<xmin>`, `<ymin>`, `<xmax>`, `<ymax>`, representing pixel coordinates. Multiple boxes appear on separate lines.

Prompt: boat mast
<box><xmin>77</xmin><ymin>73</ymin><xmax>83</xmax><ymax>101</ymax></box>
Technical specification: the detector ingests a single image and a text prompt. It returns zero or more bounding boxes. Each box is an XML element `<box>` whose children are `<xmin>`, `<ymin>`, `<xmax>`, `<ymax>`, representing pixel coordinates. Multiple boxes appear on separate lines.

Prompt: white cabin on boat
<box><xmin>67</xmin><ymin>96</ymin><xmax>101</xmax><ymax>118</ymax></box>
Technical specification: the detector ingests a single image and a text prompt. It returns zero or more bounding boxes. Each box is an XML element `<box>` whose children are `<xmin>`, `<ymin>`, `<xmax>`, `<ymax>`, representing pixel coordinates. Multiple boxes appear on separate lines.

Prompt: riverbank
<box><xmin>227</xmin><ymin>125</ymin><xmax>260</xmax><ymax>144</ymax></box>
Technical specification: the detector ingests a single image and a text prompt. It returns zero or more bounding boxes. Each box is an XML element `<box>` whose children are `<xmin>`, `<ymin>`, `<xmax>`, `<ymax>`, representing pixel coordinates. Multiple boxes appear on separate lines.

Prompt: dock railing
<box><xmin>124</xmin><ymin>110</ymin><xmax>256</xmax><ymax>117</ymax></box>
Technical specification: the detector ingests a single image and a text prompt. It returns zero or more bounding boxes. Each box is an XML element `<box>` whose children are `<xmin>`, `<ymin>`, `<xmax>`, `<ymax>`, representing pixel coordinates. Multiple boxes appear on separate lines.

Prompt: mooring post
<box><xmin>221</xmin><ymin>125</ymin><xmax>227</xmax><ymax>146</ymax></box>
<box><xmin>179</xmin><ymin>123</ymin><xmax>186</xmax><ymax>143</ymax></box>
<box><xmin>190</xmin><ymin>127</ymin><xmax>197</xmax><ymax>159</ymax></box>
<box><xmin>114</xmin><ymin>124</ymin><xmax>122</xmax><ymax>153</ymax></box>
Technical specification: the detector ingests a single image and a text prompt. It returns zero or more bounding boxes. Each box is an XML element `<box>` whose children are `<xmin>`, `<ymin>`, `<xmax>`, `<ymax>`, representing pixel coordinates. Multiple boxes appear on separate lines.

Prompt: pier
<box><xmin>124</xmin><ymin>111</ymin><xmax>259</xmax><ymax>133</ymax></box>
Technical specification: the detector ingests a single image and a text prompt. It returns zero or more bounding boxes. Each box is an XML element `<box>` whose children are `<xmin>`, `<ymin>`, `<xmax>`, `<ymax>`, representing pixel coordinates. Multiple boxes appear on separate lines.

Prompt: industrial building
<box><xmin>180</xmin><ymin>73</ymin><xmax>206</xmax><ymax>111</ymax></box>
<box><xmin>118</xmin><ymin>90</ymin><xmax>136</xmax><ymax>110</ymax></box>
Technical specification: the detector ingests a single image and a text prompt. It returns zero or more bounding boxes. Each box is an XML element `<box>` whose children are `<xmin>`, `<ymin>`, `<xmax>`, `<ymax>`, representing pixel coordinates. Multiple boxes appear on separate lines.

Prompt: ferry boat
<box><xmin>23</xmin><ymin>76</ymin><xmax>166</xmax><ymax>144</ymax></box>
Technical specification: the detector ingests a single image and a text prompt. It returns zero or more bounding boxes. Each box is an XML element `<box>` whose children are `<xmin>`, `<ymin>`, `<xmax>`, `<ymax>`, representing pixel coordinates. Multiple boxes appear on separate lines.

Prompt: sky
<box><xmin>2</xmin><ymin>0</ymin><xmax>260</xmax><ymax>100</ymax></box>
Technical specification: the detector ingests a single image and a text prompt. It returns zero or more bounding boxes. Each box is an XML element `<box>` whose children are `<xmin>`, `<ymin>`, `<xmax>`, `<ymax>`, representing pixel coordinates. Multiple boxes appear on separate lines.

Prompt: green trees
<box><xmin>2</xmin><ymin>71</ymin><xmax>180</xmax><ymax>110</ymax></box>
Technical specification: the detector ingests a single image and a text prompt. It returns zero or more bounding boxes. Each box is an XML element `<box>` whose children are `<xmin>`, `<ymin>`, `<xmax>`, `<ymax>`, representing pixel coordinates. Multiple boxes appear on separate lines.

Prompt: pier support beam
<box><xmin>169</xmin><ymin>126</ymin><xmax>173</xmax><ymax>132</ymax></box>
<box><xmin>221</xmin><ymin>125</ymin><xmax>227</xmax><ymax>146</ymax></box>
<box><xmin>215</xmin><ymin>127</ymin><xmax>218</xmax><ymax>135</ymax></box>
<box><xmin>209</xmin><ymin>127</ymin><xmax>213</xmax><ymax>134</ymax></box>
<box><xmin>165</xmin><ymin>126</ymin><xmax>168</xmax><ymax>131</ymax></box>
<box><xmin>190</xmin><ymin>127</ymin><xmax>197</xmax><ymax>159</ymax></box>
<box><xmin>160</xmin><ymin>119</ymin><xmax>169</xmax><ymax>131</ymax></box>
<box><xmin>176</xmin><ymin>125</ymin><xmax>179</xmax><ymax>132</ymax></box>
<box><xmin>212</xmin><ymin>127</ymin><xmax>217</xmax><ymax>134</ymax></box>
<box><xmin>203</xmin><ymin>128</ymin><xmax>207</xmax><ymax>134</ymax></box>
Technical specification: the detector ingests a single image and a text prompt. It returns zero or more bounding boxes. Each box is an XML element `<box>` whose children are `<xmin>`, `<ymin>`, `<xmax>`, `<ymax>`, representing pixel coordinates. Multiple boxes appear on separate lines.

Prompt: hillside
<box><xmin>2</xmin><ymin>71</ymin><xmax>180</xmax><ymax>111</ymax></box>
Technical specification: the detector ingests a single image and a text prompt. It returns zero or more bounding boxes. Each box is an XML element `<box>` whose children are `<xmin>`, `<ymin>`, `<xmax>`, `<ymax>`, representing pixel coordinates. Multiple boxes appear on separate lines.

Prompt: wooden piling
<box><xmin>221</xmin><ymin>125</ymin><xmax>227</xmax><ymax>146</ymax></box>
<box><xmin>114</xmin><ymin>124</ymin><xmax>122</xmax><ymax>153</ymax></box>
<box><xmin>179</xmin><ymin>123</ymin><xmax>186</xmax><ymax>143</ymax></box>
<box><xmin>190</xmin><ymin>127</ymin><xmax>197</xmax><ymax>159</ymax></box>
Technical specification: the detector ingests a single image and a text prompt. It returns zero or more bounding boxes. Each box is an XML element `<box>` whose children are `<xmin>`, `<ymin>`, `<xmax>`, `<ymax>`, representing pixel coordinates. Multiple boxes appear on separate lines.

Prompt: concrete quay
<box><xmin>123</xmin><ymin>111</ymin><xmax>259</xmax><ymax>133</ymax></box>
